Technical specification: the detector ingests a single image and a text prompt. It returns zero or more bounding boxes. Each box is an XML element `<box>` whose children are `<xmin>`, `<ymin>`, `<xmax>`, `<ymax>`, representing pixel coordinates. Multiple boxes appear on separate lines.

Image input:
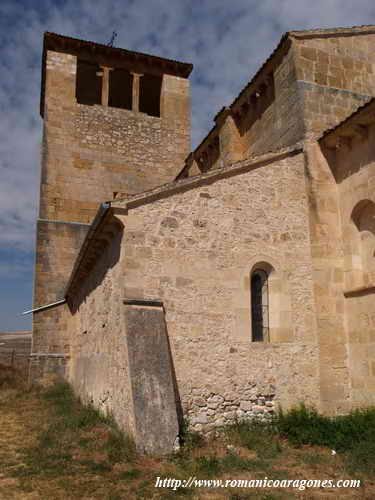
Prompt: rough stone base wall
<box><xmin>29</xmin><ymin>355</ymin><xmax>68</xmax><ymax>385</ymax></box>
<box><xmin>172</xmin><ymin>340</ymin><xmax>320</xmax><ymax>434</ymax></box>
<box><xmin>185</xmin><ymin>383</ymin><xmax>275</xmax><ymax>434</ymax></box>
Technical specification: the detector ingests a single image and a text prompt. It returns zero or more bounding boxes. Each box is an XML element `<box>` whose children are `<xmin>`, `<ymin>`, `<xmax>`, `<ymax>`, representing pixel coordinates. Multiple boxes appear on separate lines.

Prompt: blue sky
<box><xmin>1</xmin><ymin>0</ymin><xmax>375</xmax><ymax>331</ymax></box>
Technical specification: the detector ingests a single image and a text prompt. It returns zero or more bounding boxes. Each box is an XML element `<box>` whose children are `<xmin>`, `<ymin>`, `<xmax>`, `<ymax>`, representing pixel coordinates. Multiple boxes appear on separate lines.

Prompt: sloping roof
<box><xmin>176</xmin><ymin>24</ymin><xmax>375</xmax><ymax>178</ymax></box>
<box><xmin>319</xmin><ymin>97</ymin><xmax>375</xmax><ymax>145</ymax></box>
<box><xmin>40</xmin><ymin>31</ymin><xmax>193</xmax><ymax>116</ymax></box>
<box><xmin>231</xmin><ymin>25</ymin><xmax>375</xmax><ymax>113</ymax></box>
<box><xmin>289</xmin><ymin>24</ymin><xmax>375</xmax><ymax>38</ymax></box>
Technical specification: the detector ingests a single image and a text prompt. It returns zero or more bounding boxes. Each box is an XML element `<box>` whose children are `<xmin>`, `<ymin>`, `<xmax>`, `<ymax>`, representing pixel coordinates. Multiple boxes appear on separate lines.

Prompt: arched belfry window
<box><xmin>251</xmin><ymin>269</ymin><xmax>269</xmax><ymax>342</ymax></box>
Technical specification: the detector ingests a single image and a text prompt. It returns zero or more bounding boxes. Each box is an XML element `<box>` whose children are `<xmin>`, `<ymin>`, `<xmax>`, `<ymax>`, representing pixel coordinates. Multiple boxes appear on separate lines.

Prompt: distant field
<box><xmin>0</xmin><ymin>331</ymin><xmax>31</xmax><ymax>375</ymax></box>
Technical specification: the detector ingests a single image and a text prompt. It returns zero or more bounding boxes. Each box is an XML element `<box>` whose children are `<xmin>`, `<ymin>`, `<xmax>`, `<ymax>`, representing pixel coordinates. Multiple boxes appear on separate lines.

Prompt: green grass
<box><xmin>221</xmin><ymin>452</ymin><xmax>269</xmax><ymax>472</ymax></box>
<box><xmin>12</xmin><ymin>381</ymin><xmax>136</xmax><ymax>481</ymax></box>
<box><xmin>276</xmin><ymin>403</ymin><xmax>375</xmax><ymax>478</ymax></box>
<box><xmin>0</xmin><ymin>363</ymin><xmax>27</xmax><ymax>390</ymax></box>
<box><xmin>42</xmin><ymin>382</ymin><xmax>108</xmax><ymax>429</ymax></box>
<box><xmin>229</xmin><ymin>493</ymin><xmax>292</xmax><ymax>500</ymax></box>
<box><xmin>299</xmin><ymin>450</ymin><xmax>331</xmax><ymax>466</ymax></box>
<box><xmin>171</xmin><ymin>449</ymin><xmax>271</xmax><ymax>480</ymax></box>
<box><xmin>116</xmin><ymin>468</ymin><xmax>142</xmax><ymax>480</ymax></box>
<box><xmin>2</xmin><ymin>375</ymin><xmax>375</xmax><ymax>499</ymax></box>
<box><xmin>223</xmin><ymin>420</ymin><xmax>282</xmax><ymax>459</ymax></box>
<box><xmin>276</xmin><ymin>403</ymin><xmax>375</xmax><ymax>452</ymax></box>
<box><xmin>345</xmin><ymin>438</ymin><xmax>375</xmax><ymax>476</ymax></box>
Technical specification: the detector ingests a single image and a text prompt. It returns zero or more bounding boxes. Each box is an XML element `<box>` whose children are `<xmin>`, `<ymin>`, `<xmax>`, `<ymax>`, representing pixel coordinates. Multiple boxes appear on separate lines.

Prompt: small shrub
<box><xmin>276</xmin><ymin>404</ymin><xmax>332</xmax><ymax>448</ymax></box>
<box><xmin>276</xmin><ymin>404</ymin><xmax>375</xmax><ymax>452</ymax></box>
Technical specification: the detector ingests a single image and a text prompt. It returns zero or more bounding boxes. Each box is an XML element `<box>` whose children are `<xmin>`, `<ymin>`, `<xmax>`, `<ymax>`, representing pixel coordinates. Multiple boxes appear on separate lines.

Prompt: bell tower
<box><xmin>31</xmin><ymin>32</ymin><xmax>192</xmax><ymax>377</ymax></box>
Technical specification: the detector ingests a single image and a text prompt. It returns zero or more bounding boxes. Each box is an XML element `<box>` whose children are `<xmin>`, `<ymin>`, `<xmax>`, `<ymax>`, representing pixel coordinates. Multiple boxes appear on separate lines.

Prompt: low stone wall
<box><xmin>28</xmin><ymin>354</ymin><xmax>68</xmax><ymax>385</ymax></box>
<box><xmin>173</xmin><ymin>339</ymin><xmax>319</xmax><ymax>435</ymax></box>
<box><xmin>185</xmin><ymin>383</ymin><xmax>275</xmax><ymax>434</ymax></box>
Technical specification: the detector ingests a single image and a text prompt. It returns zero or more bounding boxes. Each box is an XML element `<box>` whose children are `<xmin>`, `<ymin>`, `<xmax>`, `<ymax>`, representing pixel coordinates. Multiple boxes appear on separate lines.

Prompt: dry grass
<box><xmin>0</xmin><ymin>365</ymin><xmax>374</xmax><ymax>500</ymax></box>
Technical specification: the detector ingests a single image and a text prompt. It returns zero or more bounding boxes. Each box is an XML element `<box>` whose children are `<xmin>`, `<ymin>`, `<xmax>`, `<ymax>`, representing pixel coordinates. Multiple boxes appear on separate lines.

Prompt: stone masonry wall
<box><xmin>119</xmin><ymin>152</ymin><xmax>320</xmax><ymax>431</ymax></box>
<box><xmin>244</xmin><ymin>43</ymin><xmax>304</xmax><ymax>156</ymax></box>
<box><xmin>294</xmin><ymin>34</ymin><xmax>375</xmax><ymax>138</ymax></box>
<box><xmin>66</xmin><ymin>230</ymin><xmax>137</xmax><ymax>437</ymax></box>
<box><xmin>32</xmin><ymin>221</ymin><xmax>88</xmax><ymax>356</ymax></box>
<box><xmin>41</xmin><ymin>51</ymin><xmax>190</xmax><ymax>224</ymax></box>
<box><xmin>186</xmin><ymin>43</ymin><xmax>305</xmax><ymax>180</ymax></box>
<box><xmin>304</xmin><ymin>144</ymin><xmax>349</xmax><ymax>414</ymax></box>
<box><xmin>33</xmin><ymin>49</ymin><xmax>190</xmax><ymax>358</ymax></box>
<box><xmin>322</xmin><ymin>123</ymin><xmax>375</xmax><ymax>408</ymax></box>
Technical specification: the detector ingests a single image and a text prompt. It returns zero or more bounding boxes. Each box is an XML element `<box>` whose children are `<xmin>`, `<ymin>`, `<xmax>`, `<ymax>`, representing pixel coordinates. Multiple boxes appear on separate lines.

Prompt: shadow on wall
<box><xmin>164</xmin><ymin>319</ymin><xmax>184</xmax><ymax>434</ymax></box>
<box><xmin>321</xmin><ymin>132</ymin><xmax>375</xmax><ymax>185</ymax></box>
<box><xmin>67</xmin><ymin>227</ymin><xmax>123</xmax><ymax>314</ymax></box>
<box><xmin>352</xmin><ymin>200</ymin><xmax>375</xmax><ymax>274</ymax></box>
<box><xmin>233</xmin><ymin>78</ymin><xmax>275</xmax><ymax>138</ymax></box>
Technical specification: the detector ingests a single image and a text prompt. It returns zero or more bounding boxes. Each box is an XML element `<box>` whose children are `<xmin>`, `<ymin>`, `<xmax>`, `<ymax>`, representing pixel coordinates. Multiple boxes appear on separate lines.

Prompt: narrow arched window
<box><xmin>251</xmin><ymin>269</ymin><xmax>269</xmax><ymax>342</ymax></box>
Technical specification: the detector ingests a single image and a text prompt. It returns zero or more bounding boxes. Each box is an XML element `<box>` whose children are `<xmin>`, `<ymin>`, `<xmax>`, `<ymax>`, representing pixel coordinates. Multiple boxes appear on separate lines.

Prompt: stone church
<box><xmin>30</xmin><ymin>25</ymin><xmax>375</xmax><ymax>454</ymax></box>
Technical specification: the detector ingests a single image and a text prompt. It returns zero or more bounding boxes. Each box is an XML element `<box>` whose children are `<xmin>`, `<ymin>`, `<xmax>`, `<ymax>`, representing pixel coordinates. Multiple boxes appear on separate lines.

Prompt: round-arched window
<box><xmin>251</xmin><ymin>269</ymin><xmax>269</xmax><ymax>342</ymax></box>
